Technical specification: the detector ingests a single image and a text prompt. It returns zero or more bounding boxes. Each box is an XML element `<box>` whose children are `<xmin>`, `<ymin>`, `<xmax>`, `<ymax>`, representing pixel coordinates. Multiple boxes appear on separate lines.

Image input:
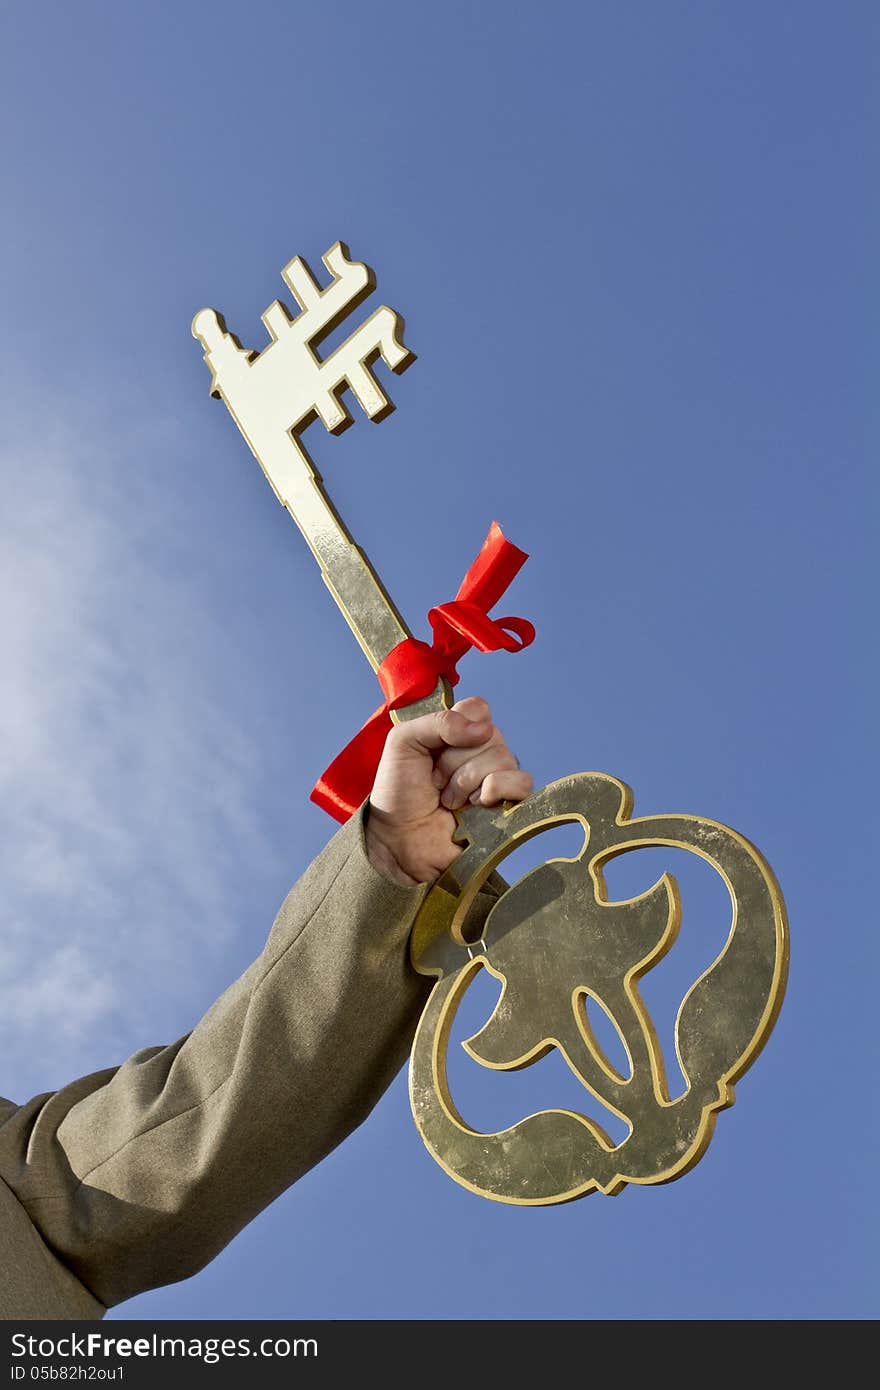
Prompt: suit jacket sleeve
<box><xmin>0</xmin><ymin>804</ymin><xmax>468</xmax><ymax>1311</ymax></box>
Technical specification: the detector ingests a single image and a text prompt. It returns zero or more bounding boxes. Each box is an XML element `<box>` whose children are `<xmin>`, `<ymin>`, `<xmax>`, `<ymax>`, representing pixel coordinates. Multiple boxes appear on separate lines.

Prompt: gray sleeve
<box><xmin>0</xmin><ymin>805</ymin><xmax>436</xmax><ymax>1308</ymax></box>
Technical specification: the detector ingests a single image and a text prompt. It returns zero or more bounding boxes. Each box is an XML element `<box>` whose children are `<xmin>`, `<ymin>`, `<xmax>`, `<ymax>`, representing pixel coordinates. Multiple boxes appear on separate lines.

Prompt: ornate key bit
<box><xmin>193</xmin><ymin>241</ymin><xmax>413</xmax><ymax>451</ymax></box>
<box><xmin>192</xmin><ymin>242</ymin><xmax>422</xmax><ymax>678</ymax></box>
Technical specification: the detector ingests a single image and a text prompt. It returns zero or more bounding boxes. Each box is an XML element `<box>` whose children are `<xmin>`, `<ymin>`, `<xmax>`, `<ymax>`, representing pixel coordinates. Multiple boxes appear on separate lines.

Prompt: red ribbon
<box><xmin>311</xmin><ymin>520</ymin><xmax>535</xmax><ymax>822</ymax></box>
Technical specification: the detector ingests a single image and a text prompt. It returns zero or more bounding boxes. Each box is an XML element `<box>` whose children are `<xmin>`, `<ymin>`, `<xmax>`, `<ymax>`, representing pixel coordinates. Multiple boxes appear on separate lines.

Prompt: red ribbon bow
<box><xmin>311</xmin><ymin>521</ymin><xmax>535</xmax><ymax>822</ymax></box>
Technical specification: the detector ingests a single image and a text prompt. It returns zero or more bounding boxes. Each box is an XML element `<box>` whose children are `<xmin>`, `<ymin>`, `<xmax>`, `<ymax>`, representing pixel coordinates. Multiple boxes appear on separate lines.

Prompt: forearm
<box><xmin>1</xmin><ymin>806</ymin><xmax>432</xmax><ymax>1308</ymax></box>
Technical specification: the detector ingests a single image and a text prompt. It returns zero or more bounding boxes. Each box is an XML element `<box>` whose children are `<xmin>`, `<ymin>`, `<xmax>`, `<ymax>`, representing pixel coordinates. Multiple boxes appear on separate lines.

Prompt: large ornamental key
<box><xmin>193</xmin><ymin>243</ymin><xmax>789</xmax><ymax>1206</ymax></box>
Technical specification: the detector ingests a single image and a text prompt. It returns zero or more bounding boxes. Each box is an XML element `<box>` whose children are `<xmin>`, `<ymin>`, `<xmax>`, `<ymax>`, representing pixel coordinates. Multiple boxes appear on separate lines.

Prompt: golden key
<box><xmin>193</xmin><ymin>243</ymin><xmax>789</xmax><ymax>1206</ymax></box>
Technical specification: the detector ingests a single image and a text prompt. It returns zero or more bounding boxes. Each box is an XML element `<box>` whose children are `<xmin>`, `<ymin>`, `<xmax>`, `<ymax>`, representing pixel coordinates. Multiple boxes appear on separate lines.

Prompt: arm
<box><xmin>1</xmin><ymin>804</ymin><xmax>430</xmax><ymax>1308</ymax></box>
<box><xmin>0</xmin><ymin>698</ymin><xmax>530</xmax><ymax>1311</ymax></box>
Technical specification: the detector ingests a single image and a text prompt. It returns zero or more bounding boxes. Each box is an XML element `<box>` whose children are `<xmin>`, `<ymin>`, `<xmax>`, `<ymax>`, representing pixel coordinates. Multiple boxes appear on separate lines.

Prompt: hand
<box><xmin>365</xmin><ymin>695</ymin><xmax>533</xmax><ymax>885</ymax></box>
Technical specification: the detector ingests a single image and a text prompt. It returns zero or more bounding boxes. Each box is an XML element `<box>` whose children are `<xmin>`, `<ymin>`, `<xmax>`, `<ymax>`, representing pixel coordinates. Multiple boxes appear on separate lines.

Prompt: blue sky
<box><xmin>1</xmin><ymin>1</ymin><xmax>874</xmax><ymax>1320</ymax></box>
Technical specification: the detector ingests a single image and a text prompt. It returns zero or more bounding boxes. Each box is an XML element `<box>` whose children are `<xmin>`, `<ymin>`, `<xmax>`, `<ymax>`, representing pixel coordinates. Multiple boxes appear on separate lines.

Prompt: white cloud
<box><xmin>0</xmin><ymin>409</ymin><xmax>279</xmax><ymax>1098</ymax></box>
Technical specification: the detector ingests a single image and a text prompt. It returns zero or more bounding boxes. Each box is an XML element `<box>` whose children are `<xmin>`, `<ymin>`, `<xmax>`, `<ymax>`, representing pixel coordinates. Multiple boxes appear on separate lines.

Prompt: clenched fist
<box><xmin>365</xmin><ymin>695</ymin><xmax>533</xmax><ymax>885</ymax></box>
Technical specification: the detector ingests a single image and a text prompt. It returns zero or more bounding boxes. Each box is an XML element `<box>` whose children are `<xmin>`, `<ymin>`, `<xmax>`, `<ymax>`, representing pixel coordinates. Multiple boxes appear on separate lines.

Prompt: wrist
<box><xmin>364</xmin><ymin>807</ymin><xmax>421</xmax><ymax>886</ymax></box>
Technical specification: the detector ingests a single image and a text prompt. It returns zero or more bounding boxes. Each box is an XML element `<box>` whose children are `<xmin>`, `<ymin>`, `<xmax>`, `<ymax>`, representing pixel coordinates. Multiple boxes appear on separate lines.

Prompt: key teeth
<box><xmin>190</xmin><ymin>244</ymin><xmax>418</xmax><ymax>677</ymax></box>
<box><xmin>385</xmin><ymin>315</ymin><xmax>416</xmax><ymax>373</ymax></box>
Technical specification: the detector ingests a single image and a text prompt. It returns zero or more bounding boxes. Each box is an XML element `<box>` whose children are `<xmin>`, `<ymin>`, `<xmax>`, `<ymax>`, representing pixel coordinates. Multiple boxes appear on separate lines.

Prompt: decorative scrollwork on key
<box><xmin>409</xmin><ymin>773</ymin><xmax>788</xmax><ymax>1203</ymax></box>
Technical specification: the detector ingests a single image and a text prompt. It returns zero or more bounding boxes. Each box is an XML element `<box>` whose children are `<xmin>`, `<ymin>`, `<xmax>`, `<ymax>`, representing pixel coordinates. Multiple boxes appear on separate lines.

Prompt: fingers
<box><xmin>382</xmin><ymin>695</ymin><xmax>533</xmax><ymax>813</ymax></box>
<box><xmin>449</xmin><ymin>695</ymin><xmax>492</xmax><ymax>724</ymax></box>
<box><xmin>431</xmin><ymin>698</ymin><xmax>513</xmax><ymax>795</ymax></box>
<box><xmin>436</xmin><ymin>743</ymin><xmax>518</xmax><ymax>808</ymax></box>
<box><xmin>441</xmin><ymin>756</ymin><xmax>533</xmax><ymax>809</ymax></box>
<box><xmin>432</xmin><ymin>724</ymin><xmax>509</xmax><ymax>784</ymax></box>
<box><xmin>469</xmin><ymin>768</ymin><xmax>534</xmax><ymax>807</ymax></box>
<box><xmin>428</xmin><ymin>696</ymin><xmax>532</xmax><ymax>809</ymax></box>
<box><xmin>386</xmin><ymin>701</ymin><xmax>493</xmax><ymax>759</ymax></box>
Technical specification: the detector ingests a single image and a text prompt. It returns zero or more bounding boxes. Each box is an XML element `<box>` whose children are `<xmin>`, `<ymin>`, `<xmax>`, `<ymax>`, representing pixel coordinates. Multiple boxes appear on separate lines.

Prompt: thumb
<box><xmin>389</xmin><ymin>705</ymin><xmax>493</xmax><ymax>759</ymax></box>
